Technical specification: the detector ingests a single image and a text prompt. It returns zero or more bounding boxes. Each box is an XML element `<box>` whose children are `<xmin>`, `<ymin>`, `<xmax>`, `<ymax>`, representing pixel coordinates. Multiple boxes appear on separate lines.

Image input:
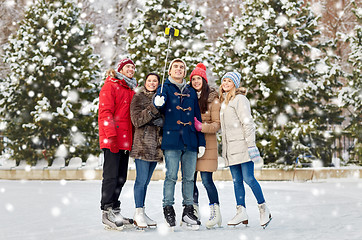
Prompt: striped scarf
<box><xmin>115</xmin><ymin>72</ymin><xmax>137</xmax><ymax>89</ymax></box>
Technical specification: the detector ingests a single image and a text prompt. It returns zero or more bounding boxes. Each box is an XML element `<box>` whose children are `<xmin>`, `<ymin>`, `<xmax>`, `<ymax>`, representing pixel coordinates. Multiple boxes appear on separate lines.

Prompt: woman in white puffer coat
<box><xmin>219</xmin><ymin>72</ymin><xmax>272</xmax><ymax>229</ymax></box>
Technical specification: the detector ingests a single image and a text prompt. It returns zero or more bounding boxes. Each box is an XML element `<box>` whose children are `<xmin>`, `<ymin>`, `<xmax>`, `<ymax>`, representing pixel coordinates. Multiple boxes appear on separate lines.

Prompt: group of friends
<box><xmin>97</xmin><ymin>57</ymin><xmax>272</xmax><ymax>231</ymax></box>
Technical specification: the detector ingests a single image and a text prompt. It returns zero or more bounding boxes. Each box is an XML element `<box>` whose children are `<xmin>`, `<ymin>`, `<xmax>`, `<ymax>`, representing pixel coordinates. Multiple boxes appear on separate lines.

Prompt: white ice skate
<box><xmin>227</xmin><ymin>205</ymin><xmax>248</xmax><ymax>227</ymax></box>
<box><xmin>134</xmin><ymin>208</ymin><xmax>148</xmax><ymax>230</ymax></box>
<box><xmin>206</xmin><ymin>203</ymin><xmax>222</xmax><ymax>229</ymax></box>
<box><xmin>258</xmin><ymin>203</ymin><xmax>272</xmax><ymax>229</ymax></box>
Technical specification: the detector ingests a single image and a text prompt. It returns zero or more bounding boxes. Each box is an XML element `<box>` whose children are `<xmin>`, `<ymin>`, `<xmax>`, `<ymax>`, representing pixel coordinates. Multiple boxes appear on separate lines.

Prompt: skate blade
<box><xmin>262</xmin><ymin>217</ymin><xmax>272</xmax><ymax>229</ymax></box>
<box><xmin>135</xmin><ymin>226</ymin><xmax>147</xmax><ymax>232</ymax></box>
<box><xmin>104</xmin><ymin>224</ymin><xmax>124</xmax><ymax>231</ymax></box>
<box><xmin>122</xmin><ymin>222</ymin><xmax>135</xmax><ymax>229</ymax></box>
<box><xmin>147</xmin><ymin>224</ymin><xmax>157</xmax><ymax>228</ymax></box>
<box><xmin>181</xmin><ymin>222</ymin><xmax>200</xmax><ymax>231</ymax></box>
<box><xmin>206</xmin><ymin>223</ymin><xmax>222</xmax><ymax>229</ymax></box>
<box><xmin>227</xmin><ymin>220</ymin><xmax>248</xmax><ymax>227</ymax></box>
<box><xmin>134</xmin><ymin>222</ymin><xmax>148</xmax><ymax>231</ymax></box>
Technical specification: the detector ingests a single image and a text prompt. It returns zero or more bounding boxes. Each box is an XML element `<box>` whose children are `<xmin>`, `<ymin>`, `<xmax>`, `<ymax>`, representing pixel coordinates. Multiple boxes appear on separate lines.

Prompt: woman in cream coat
<box><xmin>219</xmin><ymin>72</ymin><xmax>272</xmax><ymax>229</ymax></box>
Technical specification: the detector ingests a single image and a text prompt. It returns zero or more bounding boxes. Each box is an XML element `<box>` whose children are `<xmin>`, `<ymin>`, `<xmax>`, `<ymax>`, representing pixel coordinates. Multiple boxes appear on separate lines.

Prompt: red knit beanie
<box><xmin>116</xmin><ymin>58</ymin><xmax>135</xmax><ymax>72</ymax></box>
<box><xmin>190</xmin><ymin>63</ymin><xmax>207</xmax><ymax>83</ymax></box>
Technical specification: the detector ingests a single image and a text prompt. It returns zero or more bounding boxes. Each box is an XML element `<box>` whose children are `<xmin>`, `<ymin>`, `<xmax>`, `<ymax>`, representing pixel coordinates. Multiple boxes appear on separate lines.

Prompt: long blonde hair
<box><xmin>219</xmin><ymin>86</ymin><xmax>247</xmax><ymax>105</ymax></box>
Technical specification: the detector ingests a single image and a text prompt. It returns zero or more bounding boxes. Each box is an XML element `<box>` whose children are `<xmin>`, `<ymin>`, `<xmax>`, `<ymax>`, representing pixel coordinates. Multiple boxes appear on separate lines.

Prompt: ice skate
<box><xmin>193</xmin><ymin>203</ymin><xmax>200</xmax><ymax>220</ymax></box>
<box><xmin>112</xmin><ymin>207</ymin><xmax>134</xmax><ymax>228</ymax></box>
<box><xmin>180</xmin><ymin>205</ymin><xmax>201</xmax><ymax>230</ymax></box>
<box><xmin>206</xmin><ymin>203</ymin><xmax>222</xmax><ymax>229</ymax></box>
<box><xmin>163</xmin><ymin>205</ymin><xmax>176</xmax><ymax>230</ymax></box>
<box><xmin>258</xmin><ymin>203</ymin><xmax>272</xmax><ymax>229</ymax></box>
<box><xmin>227</xmin><ymin>205</ymin><xmax>248</xmax><ymax>227</ymax></box>
<box><xmin>134</xmin><ymin>208</ymin><xmax>148</xmax><ymax>230</ymax></box>
<box><xmin>143</xmin><ymin>207</ymin><xmax>157</xmax><ymax>228</ymax></box>
<box><xmin>102</xmin><ymin>206</ymin><xmax>124</xmax><ymax>231</ymax></box>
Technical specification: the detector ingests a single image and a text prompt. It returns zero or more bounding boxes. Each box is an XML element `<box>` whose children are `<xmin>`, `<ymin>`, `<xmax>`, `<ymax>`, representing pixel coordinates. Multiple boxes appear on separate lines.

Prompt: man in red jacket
<box><xmin>98</xmin><ymin>58</ymin><xmax>137</xmax><ymax>230</ymax></box>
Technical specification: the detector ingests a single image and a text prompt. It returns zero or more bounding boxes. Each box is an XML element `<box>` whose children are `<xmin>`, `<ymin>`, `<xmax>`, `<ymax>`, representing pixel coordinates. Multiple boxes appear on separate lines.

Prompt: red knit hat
<box><xmin>116</xmin><ymin>58</ymin><xmax>135</xmax><ymax>72</ymax></box>
<box><xmin>190</xmin><ymin>63</ymin><xmax>207</xmax><ymax>83</ymax></box>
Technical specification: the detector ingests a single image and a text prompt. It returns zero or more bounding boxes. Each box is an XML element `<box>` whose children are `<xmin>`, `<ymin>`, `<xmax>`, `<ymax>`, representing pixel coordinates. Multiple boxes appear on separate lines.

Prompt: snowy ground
<box><xmin>1</xmin><ymin>179</ymin><xmax>362</xmax><ymax>240</ymax></box>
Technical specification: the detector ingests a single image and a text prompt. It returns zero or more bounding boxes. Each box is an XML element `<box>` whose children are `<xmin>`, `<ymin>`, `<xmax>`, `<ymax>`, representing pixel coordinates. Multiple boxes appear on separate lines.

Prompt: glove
<box><xmin>151</xmin><ymin>117</ymin><xmax>164</xmax><ymax>127</ymax></box>
<box><xmin>194</xmin><ymin>117</ymin><xmax>202</xmax><ymax>132</ymax></box>
<box><xmin>154</xmin><ymin>95</ymin><xmax>165</xmax><ymax>107</ymax></box>
<box><xmin>108</xmin><ymin>136</ymin><xmax>119</xmax><ymax>153</ymax></box>
<box><xmin>198</xmin><ymin>146</ymin><xmax>205</xmax><ymax>158</ymax></box>
<box><xmin>248</xmin><ymin>146</ymin><xmax>261</xmax><ymax>162</ymax></box>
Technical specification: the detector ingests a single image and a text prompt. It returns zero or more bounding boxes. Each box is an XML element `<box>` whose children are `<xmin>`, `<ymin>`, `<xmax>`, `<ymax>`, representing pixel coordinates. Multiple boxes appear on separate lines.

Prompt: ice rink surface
<box><xmin>1</xmin><ymin>178</ymin><xmax>361</xmax><ymax>240</ymax></box>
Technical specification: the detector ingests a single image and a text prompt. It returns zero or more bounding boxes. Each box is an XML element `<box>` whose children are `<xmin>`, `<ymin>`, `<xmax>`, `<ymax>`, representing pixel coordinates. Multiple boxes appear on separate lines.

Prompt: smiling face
<box><xmin>119</xmin><ymin>63</ymin><xmax>135</xmax><ymax>79</ymax></box>
<box><xmin>191</xmin><ymin>75</ymin><xmax>203</xmax><ymax>92</ymax></box>
<box><xmin>221</xmin><ymin>78</ymin><xmax>235</xmax><ymax>92</ymax></box>
<box><xmin>169</xmin><ymin>61</ymin><xmax>185</xmax><ymax>83</ymax></box>
<box><xmin>145</xmin><ymin>74</ymin><xmax>159</xmax><ymax>92</ymax></box>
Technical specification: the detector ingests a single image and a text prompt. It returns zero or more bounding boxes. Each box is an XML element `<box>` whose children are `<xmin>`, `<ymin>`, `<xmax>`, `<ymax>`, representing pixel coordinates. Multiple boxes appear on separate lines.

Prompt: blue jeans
<box><xmin>193</xmin><ymin>171</ymin><xmax>219</xmax><ymax>205</ymax></box>
<box><xmin>134</xmin><ymin>159</ymin><xmax>157</xmax><ymax>208</ymax></box>
<box><xmin>163</xmin><ymin>148</ymin><xmax>197</xmax><ymax>207</ymax></box>
<box><xmin>229</xmin><ymin>161</ymin><xmax>265</xmax><ymax>207</ymax></box>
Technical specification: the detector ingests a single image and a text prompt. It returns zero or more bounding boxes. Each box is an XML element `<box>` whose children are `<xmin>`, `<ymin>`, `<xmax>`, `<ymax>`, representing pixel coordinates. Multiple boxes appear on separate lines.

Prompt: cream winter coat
<box><xmin>220</xmin><ymin>91</ymin><xmax>256</xmax><ymax>167</ymax></box>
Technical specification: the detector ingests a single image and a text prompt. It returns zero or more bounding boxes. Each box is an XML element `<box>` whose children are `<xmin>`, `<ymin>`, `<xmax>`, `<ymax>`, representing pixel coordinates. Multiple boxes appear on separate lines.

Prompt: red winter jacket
<box><xmin>98</xmin><ymin>76</ymin><xmax>135</xmax><ymax>151</ymax></box>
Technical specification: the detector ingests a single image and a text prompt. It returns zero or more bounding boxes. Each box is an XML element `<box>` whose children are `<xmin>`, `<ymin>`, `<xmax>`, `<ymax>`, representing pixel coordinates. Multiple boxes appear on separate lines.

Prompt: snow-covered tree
<box><xmin>0</xmin><ymin>0</ymin><xmax>102</xmax><ymax>165</ymax></box>
<box><xmin>213</xmin><ymin>0</ymin><xmax>344</xmax><ymax>166</ymax></box>
<box><xmin>125</xmin><ymin>0</ymin><xmax>210</xmax><ymax>84</ymax></box>
<box><xmin>342</xmin><ymin>4</ymin><xmax>362</xmax><ymax>165</ymax></box>
<box><xmin>79</xmin><ymin>0</ymin><xmax>141</xmax><ymax>68</ymax></box>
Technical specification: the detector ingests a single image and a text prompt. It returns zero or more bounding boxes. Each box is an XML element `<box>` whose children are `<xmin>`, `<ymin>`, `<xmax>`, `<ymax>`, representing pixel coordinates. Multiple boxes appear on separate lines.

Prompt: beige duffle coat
<box><xmin>196</xmin><ymin>89</ymin><xmax>221</xmax><ymax>172</ymax></box>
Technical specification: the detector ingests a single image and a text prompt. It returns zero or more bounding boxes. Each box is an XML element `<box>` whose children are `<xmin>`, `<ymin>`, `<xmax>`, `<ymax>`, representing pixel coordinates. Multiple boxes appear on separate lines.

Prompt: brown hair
<box><xmin>145</xmin><ymin>73</ymin><xmax>160</xmax><ymax>83</ymax></box>
<box><xmin>191</xmin><ymin>78</ymin><xmax>210</xmax><ymax>114</ymax></box>
<box><xmin>106</xmin><ymin>68</ymin><xmax>117</xmax><ymax>78</ymax></box>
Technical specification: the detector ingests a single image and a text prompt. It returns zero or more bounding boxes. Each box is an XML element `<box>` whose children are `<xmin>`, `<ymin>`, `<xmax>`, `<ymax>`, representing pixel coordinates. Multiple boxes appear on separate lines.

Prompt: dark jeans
<box><xmin>134</xmin><ymin>159</ymin><xmax>157</xmax><ymax>208</ymax></box>
<box><xmin>229</xmin><ymin>161</ymin><xmax>265</xmax><ymax>207</ymax></box>
<box><xmin>193</xmin><ymin>171</ymin><xmax>219</xmax><ymax>205</ymax></box>
<box><xmin>100</xmin><ymin>148</ymin><xmax>129</xmax><ymax>210</ymax></box>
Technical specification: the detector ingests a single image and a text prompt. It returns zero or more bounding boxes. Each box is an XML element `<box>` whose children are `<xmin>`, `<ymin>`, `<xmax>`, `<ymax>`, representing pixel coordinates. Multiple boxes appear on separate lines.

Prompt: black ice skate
<box><xmin>163</xmin><ymin>205</ymin><xmax>176</xmax><ymax>229</ymax></box>
<box><xmin>181</xmin><ymin>205</ymin><xmax>201</xmax><ymax>230</ymax></box>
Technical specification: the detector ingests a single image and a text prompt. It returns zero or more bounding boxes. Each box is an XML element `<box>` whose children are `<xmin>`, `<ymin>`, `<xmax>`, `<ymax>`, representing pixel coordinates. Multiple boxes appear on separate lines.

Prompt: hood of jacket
<box><xmin>105</xmin><ymin>76</ymin><xmax>131</xmax><ymax>89</ymax></box>
<box><xmin>207</xmin><ymin>88</ymin><xmax>219</xmax><ymax>103</ymax></box>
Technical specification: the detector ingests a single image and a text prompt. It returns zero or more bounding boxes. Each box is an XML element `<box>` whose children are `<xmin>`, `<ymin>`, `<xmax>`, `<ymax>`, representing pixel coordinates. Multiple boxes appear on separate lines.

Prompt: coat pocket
<box><xmin>228</xmin><ymin>139</ymin><xmax>248</xmax><ymax>156</ymax></box>
<box><xmin>115</xmin><ymin>120</ymin><xmax>130</xmax><ymax>138</ymax></box>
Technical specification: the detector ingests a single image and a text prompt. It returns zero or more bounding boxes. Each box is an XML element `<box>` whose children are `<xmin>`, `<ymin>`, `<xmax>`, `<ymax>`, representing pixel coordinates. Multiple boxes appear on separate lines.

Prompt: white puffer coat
<box><xmin>220</xmin><ymin>91</ymin><xmax>256</xmax><ymax>167</ymax></box>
